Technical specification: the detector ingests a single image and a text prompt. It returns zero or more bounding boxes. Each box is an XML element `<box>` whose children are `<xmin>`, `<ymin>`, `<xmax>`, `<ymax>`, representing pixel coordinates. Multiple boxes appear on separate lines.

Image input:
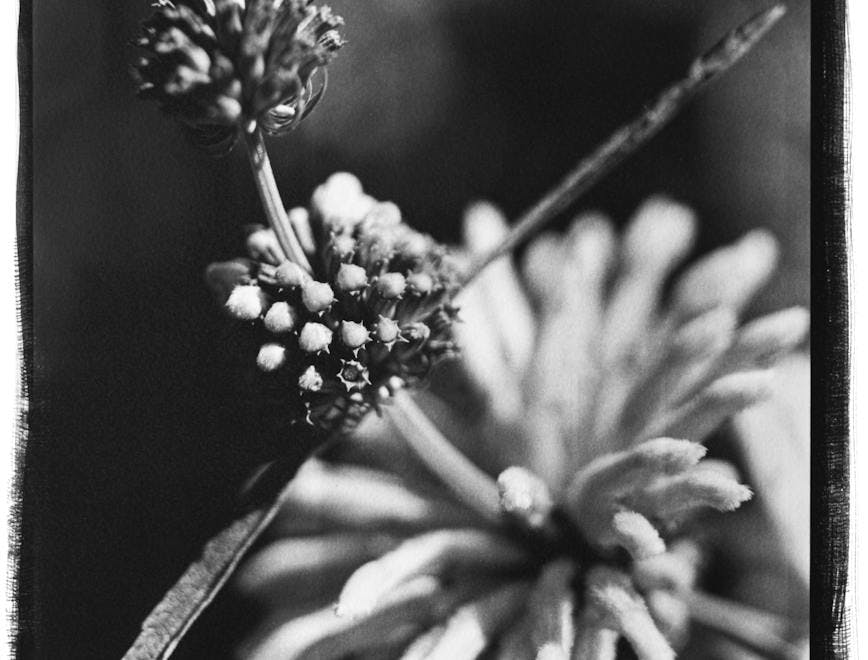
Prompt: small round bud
<box><xmin>298</xmin><ymin>365</ymin><xmax>324</xmax><ymax>392</ymax></box>
<box><xmin>405</xmin><ymin>272</ymin><xmax>434</xmax><ymax>295</ymax></box>
<box><xmin>263</xmin><ymin>302</ymin><xmax>297</xmax><ymax>333</ymax></box>
<box><xmin>373</xmin><ymin>316</ymin><xmax>400</xmax><ymax>344</ymax></box>
<box><xmin>311</xmin><ymin>173</ymin><xmax>373</xmax><ymax>230</ymax></box>
<box><xmin>335</xmin><ymin>263</ymin><xmax>368</xmax><ymax>292</ymax></box>
<box><xmin>274</xmin><ymin>262</ymin><xmax>309</xmax><ymax>288</ymax></box>
<box><xmin>301</xmin><ymin>281</ymin><xmax>335</xmax><ymax>313</ymax></box>
<box><xmin>331</xmin><ymin>235</ymin><xmax>357</xmax><ymax>260</ymax></box>
<box><xmin>299</xmin><ymin>322</ymin><xmax>333</xmax><ymax>353</ymax></box>
<box><xmin>376</xmin><ymin>273</ymin><xmax>406</xmax><ymax>299</ymax></box>
<box><xmin>226</xmin><ymin>285</ymin><xmax>266</xmax><ymax>320</ymax></box>
<box><xmin>256</xmin><ymin>343</ymin><xmax>287</xmax><ymax>372</ymax></box>
<box><xmin>341</xmin><ymin>321</ymin><xmax>371</xmax><ymax>349</ymax></box>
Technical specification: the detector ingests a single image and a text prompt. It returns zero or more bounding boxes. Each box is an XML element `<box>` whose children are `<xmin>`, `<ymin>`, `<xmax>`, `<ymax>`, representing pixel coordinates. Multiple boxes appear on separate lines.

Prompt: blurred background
<box><xmin>21</xmin><ymin>0</ymin><xmax>808</xmax><ymax>657</ymax></box>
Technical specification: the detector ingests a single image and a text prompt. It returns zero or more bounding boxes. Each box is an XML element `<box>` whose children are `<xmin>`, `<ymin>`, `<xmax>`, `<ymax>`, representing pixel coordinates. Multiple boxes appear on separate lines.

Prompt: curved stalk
<box><xmin>387</xmin><ymin>390</ymin><xmax>503</xmax><ymax>524</ymax></box>
<box><xmin>244</xmin><ymin>127</ymin><xmax>313</xmax><ymax>273</ymax></box>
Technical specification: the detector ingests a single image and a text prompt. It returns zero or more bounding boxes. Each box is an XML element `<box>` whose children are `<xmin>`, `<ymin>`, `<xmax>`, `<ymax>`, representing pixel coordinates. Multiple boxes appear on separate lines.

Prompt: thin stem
<box><xmin>460</xmin><ymin>2</ymin><xmax>786</xmax><ymax>286</ymax></box>
<box><xmin>685</xmin><ymin>589</ymin><xmax>805</xmax><ymax>659</ymax></box>
<box><xmin>243</xmin><ymin>127</ymin><xmax>313</xmax><ymax>273</ymax></box>
<box><xmin>387</xmin><ymin>389</ymin><xmax>503</xmax><ymax>524</ymax></box>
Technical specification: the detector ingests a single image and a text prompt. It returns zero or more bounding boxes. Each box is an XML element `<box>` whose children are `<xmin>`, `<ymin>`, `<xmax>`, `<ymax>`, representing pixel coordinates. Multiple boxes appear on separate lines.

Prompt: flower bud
<box><xmin>376</xmin><ymin>273</ymin><xmax>406</xmax><ymax>299</ymax></box>
<box><xmin>341</xmin><ymin>321</ymin><xmax>371</xmax><ymax>349</ymax></box>
<box><xmin>374</xmin><ymin>316</ymin><xmax>400</xmax><ymax>344</ymax></box>
<box><xmin>298</xmin><ymin>365</ymin><xmax>324</xmax><ymax>392</ymax></box>
<box><xmin>274</xmin><ymin>262</ymin><xmax>310</xmax><ymax>288</ymax></box>
<box><xmin>364</xmin><ymin>201</ymin><xmax>402</xmax><ymax>227</ymax></box>
<box><xmin>263</xmin><ymin>302</ymin><xmax>297</xmax><ymax>333</ymax></box>
<box><xmin>226</xmin><ymin>285</ymin><xmax>266</xmax><ymax>320</ymax></box>
<box><xmin>301</xmin><ymin>281</ymin><xmax>335</xmax><ymax>313</ymax></box>
<box><xmin>256</xmin><ymin>343</ymin><xmax>287</xmax><ymax>372</ymax></box>
<box><xmin>405</xmin><ymin>272</ymin><xmax>434</xmax><ymax>295</ymax></box>
<box><xmin>299</xmin><ymin>322</ymin><xmax>333</xmax><ymax>353</ymax></box>
<box><xmin>331</xmin><ymin>235</ymin><xmax>357</xmax><ymax>260</ymax></box>
<box><xmin>335</xmin><ymin>263</ymin><xmax>368</xmax><ymax>292</ymax></box>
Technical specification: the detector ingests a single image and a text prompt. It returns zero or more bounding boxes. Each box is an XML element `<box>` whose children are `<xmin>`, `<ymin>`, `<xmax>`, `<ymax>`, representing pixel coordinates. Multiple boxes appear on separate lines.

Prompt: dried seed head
<box><xmin>133</xmin><ymin>0</ymin><xmax>345</xmax><ymax>154</ymax></box>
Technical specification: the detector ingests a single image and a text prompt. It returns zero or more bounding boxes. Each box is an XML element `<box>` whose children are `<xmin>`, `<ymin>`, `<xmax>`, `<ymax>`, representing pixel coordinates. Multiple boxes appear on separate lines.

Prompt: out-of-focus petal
<box><xmin>670</xmin><ymin>229</ymin><xmax>779</xmax><ymax>321</ymax></box>
<box><xmin>270</xmin><ymin>459</ymin><xmax>473</xmax><ymax>535</ymax></box>
<box><xmin>245</xmin><ymin>225</ymin><xmax>286</xmax><ymax>265</ymax></box>
<box><xmin>422</xmin><ymin>582</ymin><xmax>531</xmax><ymax>660</ymax></box>
<box><xmin>523</xmin><ymin>215</ymin><xmax>616</xmax><ymax>488</ymax></box>
<box><xmin>640</xmin><ymin>370</ymin><xmax>774</xmax><ymax>443</ymax></box>
<box><xmin>585</xmin><ymin>567</ymin><xmax>675</xmax><ymax>660</ymax></box>
<box><xmin>525</xmin><ymin>560</ymin><xmax>575</xmax><ymax>660</ymax></box>
<box><xmin>336</xmin><ymin>528</ymin><xmax>527</xmax><ymax>618</ymax></box>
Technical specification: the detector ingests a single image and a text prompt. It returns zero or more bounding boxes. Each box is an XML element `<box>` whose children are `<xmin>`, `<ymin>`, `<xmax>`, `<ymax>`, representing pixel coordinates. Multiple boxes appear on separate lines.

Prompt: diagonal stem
<box><xmin>243</xmin><ymin>126</ymin><xmax>313</xmax><ymax>273</ymax></box>
<box><xmin>460</xmin><ymin>2</ymin><xmax>786</xmax><ymax>286</ymax></box>
<box><xmin>387</xmin><ymin>389</ymin><xmax>503</xmax><ymax>524</ymax></box>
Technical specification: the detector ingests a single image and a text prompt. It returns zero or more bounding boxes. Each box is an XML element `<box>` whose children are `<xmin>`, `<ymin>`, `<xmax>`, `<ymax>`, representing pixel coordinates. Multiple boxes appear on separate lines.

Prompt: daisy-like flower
<box><xmin>229</xmin><ymin>199</ymin><xmax>809</xmax><ymax>659</ymax></box>
<box><xmin>134</xmin><ymin>0</ymin><xmax>344</xmax><ymax>153</ymax></box>
<box><xmin>207</xmin><ymin>173</ymin><xmax>460</xmax><ymax>431</ymax></box>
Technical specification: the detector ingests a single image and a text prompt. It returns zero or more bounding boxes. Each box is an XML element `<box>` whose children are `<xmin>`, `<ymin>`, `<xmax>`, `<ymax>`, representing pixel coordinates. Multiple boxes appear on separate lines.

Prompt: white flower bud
<box><xmin>341</xmin><ymin>321</ymin><xmax>371</xmax><ymax>349</ymax></box>
<box><xmin>301</xmin><ymin>281</ymin><xmax>335</xmax><ymax>313</ymax></box>
<box><xmin>374</xmin><ymin>316</ymin><xmax>400</xmax><ymax>344</ymax></box>
<box><xmin>376</xmin><ymin>272</ymin><xmax>406</xmax><ymax>299</ymax></box>
<box><xmin>256</xmin><ymin>343</ymin><xmax>286</xmax><ymax>372</ymax></box>
<box><xmin>274</xmin><ymin>261</ymin><xmax>310</xmax><ymax>288</ymax></box>
<box><xmin>299</xmin><ymin>322</ymin><xmax>333</xmax><ymax>353</ymax></box>
<box><xmin>298</xmin><ymin>365</ymin><xmax>324</xmax><ymax>392</ymax></box>
<box><xmin>405</xmin><ymin>272</ymin><xmax>434</xmax><ymax>295</ymax></box>
<box><xmin>225</xmin><ymin>285</ymin><xmax>266</xmax><ymax>320</ymax></box>
<box><xmin>335</xmin><ymin>263</ymin><xmax>368</xmax><ymax>292</ymax></box>
<box><xmin>331</xmin><ymin>235</ymin><xmax>357</xmax><ymax>259</ymax></box>
<box><xmin>263</xmin><ymin>301</ymin><xmax>297</xmax><ymax>333</ymax></box>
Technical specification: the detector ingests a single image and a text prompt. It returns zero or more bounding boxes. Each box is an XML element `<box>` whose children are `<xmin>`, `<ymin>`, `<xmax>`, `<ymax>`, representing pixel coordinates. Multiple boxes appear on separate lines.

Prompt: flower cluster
<box><xmin>134</xmin><ymin>0</ymin><xmax>344</xmax><ymax>153</ymax></box>
<box><xmin>207</xmin><ymin>173</ymin><xmax>461</xmax><ymax>431</ymax></box>
<box><xmin>230</xmin><ymin>199</ymin><xmax>809</xmax><ymax>659</ymax></box>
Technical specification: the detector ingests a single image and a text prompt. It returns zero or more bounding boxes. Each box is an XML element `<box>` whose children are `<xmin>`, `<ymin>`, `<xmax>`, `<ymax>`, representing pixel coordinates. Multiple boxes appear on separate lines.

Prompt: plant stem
<box><xmin>460</xmin><ymin>2</ymin><xmax>786</xmax><ymax>286</ymax></box>
<box><xmin>243</xmin><ymin>127</ymin><xmax>313</xmax><ymax>273</ymax></box>
<box><xmin>387</xmin><ymin>390</ymin><xmax>503</xmax><ymax>524</ymax></box>
<box><xmin>686</xmin><ymin>589</ymin><xmax>804</xmax><ymax>659</ymax></box>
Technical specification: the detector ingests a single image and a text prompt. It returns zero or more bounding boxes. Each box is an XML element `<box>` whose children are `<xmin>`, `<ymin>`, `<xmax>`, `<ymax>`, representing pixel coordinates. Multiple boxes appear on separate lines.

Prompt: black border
<box><xmin>810</xmin><ymin>0</ymin><xmax>851</xmax><ymax>657</ymax></box>
<box><xmin>12</xmin><ymin>0</ymin><xmax>854</xmax><ymax>657</ymax></box>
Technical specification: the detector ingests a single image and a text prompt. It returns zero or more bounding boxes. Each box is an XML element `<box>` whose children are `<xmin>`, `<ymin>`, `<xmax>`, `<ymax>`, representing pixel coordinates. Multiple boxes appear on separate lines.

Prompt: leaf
<box><xmin>121</xmin><ymin>458</ymin><xmax>312</xmax><ymax>660</ymax></box>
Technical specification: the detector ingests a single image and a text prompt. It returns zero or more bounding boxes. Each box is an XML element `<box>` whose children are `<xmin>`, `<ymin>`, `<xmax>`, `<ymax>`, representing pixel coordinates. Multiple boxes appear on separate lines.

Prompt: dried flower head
<box><xmin>134</xmin><ymin>0</ymin><xmax>344</xmax><ymax>153</ymax></box>
<box><xmin>206</xmin><ymin>173</ymin><xmax>460</xmax><ymax>431</ymax></box>
<box><xmin>229</xmin><ymin>198</ymin><xmax>809</xmax><ymax>659</ymax></box>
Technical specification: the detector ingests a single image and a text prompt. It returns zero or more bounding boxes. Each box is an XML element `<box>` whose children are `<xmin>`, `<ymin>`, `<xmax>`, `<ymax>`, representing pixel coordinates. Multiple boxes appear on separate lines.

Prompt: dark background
<box><xmin>19</xmin><ymin>1</ymin><xmax>809</xmax><ymax>658</ymax></box>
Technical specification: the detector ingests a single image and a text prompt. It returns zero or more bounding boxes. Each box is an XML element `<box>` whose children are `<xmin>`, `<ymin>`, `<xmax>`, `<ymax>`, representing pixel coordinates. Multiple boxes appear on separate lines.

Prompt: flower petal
<box><xmin>422</xmin><ymin>582</ymin><xmax>532</xmax><ymax>660</ymax></box>
<box><xmin>336</xmin><ymin>529</ymin><xmax>527</xmax><ymax>619</ymax></box>
<box><xmin>670</xmin><ymin>229</ymin><xmax>779</xmax><ymax>321</ymax></box>
<box><xmin>585</xmin><ymin>567</ymin><xmax>675</xmax><ymax>660</ymax></box>
<box><xmin>640</xmin><ymin>370</ymin><xmax>774</xmax><ymax>442</ymax></box>
<box><xmin>626</xmin><ymin>468</ymin><xmax>752</xmax><ymax>521</ymax></box>
<box><xmin>525</xmin><ymin>560</ymin><xmax>575</xmax><ymax>660</ymax></box>
<box><xmin>610</xmin><ymin>511</ymin><xmax>666</xmax><ymax>560</ymax></box>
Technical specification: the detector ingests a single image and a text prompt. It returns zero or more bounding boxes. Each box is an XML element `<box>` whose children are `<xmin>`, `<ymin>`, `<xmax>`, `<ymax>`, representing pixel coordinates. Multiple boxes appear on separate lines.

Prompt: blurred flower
<box><xmin>229</xmin><ymin>198</ymin><xmax>809</xmax><ymax>659</ymax></box>
<box><xmin>134</xmin><ymin>0</ymin><xmax>344</xmax><ymax>154</ymax></box>
<box><xmin>206</xmin><ymin>172</ymin><xmax>460</xmax><ymax>431</ymax></box>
